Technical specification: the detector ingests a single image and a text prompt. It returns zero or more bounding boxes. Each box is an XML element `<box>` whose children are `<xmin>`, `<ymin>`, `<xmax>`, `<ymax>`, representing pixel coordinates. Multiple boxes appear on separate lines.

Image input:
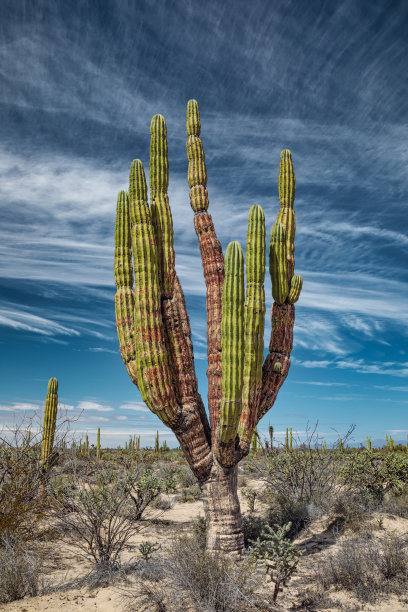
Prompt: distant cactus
<box><xmin>96</xmin><ymin>427</ymin><xmax>101</xmax><ymax>461</ymax></box>
<box><xmin>269</xmin><ymin>425</ymin><xmax>274</xmax><ymax>449</ymax></box>
<box><xmin>113</xmin><ymin>100</ymin><xmax>302</xmax><ymax>555</ymax></box>
<box><xmin>41</xmin><ymin>377</ymin><xmax>58</xmax><ymax>470</ymax></box>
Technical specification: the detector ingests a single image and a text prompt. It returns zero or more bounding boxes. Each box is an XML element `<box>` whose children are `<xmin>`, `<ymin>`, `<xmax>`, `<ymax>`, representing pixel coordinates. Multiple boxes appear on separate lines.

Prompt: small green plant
<box><xmin>139</xmin><ymin>541</ymin><xmax>161</xmax><ymax>561</ymax></box>
<box><xmin>249</xmin><ymin>522</ymin><xmax>302</xmax><ymax>602</ymax></box>
<box><xmin>242</xmin><ymin>487</ymin><xmax>257</xmax><ymax>514</ymax></box>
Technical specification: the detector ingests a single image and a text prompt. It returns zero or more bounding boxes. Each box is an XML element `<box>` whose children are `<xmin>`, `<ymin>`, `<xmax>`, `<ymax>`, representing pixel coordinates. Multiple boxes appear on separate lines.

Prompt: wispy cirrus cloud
<box><xmin>0</xmin><ymin>306</ymin><xmax>79</xmax><ymax>337</ymax></box>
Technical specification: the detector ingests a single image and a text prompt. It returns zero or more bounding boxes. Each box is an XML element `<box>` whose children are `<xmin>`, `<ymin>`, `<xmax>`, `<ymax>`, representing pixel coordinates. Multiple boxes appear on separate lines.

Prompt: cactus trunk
<box><xmin>201</xmin><ymin>460</ymin><xmax>244</xmax><ymax>555</ymax></box>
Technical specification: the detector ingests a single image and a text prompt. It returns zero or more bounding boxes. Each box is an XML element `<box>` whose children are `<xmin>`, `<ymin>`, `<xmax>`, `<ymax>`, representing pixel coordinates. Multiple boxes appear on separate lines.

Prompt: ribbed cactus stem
<box><xmin>96</xmin><ymin>427</ymin><xmax>101</xmax><ymax>461</ymax></box>
<box><xmin>129</xmin><ymin>159</ymin><xmax>179</xmax><ymax>427</ymax></box>
<box><xmin>155</xmin><ymin>430</ymin><xmax>159</xmax><ymax>453</ymax></box>
<box><xmin>149</xmin><ymin>114</ymin><xmax>175</xmax><ymax>298</ymax></box>
<box><xmin>285</xmin><ymin>427</ymin><xmax>289</xmax><ymax>451</ymax></box>
<box><xmin>277</xmin><ymin>150</ymin><xmax>296</xmax><ymax>279</ymax></box>
<box><xmin>41</xmin><ymin>377</ymin><xmax>58</xmax><ymax>470</ymax></box>
<box><xmin>238</xmin><ymin>205</ymin><xmax>265</xmax><ymax>450</ymax></box>
<box><xmin>269</xmin><ymin>425</ymin><xmax>274</xmax><ymax>449</ymax></box>
<box><xmin>219</xmin><ymin>242</ymin><xmax>245</xmax><ymax>445</ymax></box>
<box><xmin>269</xmin><ymin>223</ymin><xmax>288</xmax><ymax>304</ymax></box>
<box><xmin>186</xmin><ymin>99</ymin><xmax>224</xmax><ymax>441</ymax></box>
<box><xmin>289</xmin><ymin>427</ymin><xmax>293</xmax><ymax>451</ymax></box>
<box><xmin>288</xmin><ymin>275</ymin><xmax>303</xmax><ymax>304</ymax></box>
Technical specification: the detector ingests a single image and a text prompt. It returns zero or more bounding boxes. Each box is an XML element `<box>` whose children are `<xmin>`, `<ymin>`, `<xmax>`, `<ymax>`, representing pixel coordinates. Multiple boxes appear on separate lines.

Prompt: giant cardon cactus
<box><xmin>41</xmin><ymin>377</ymin><xmax>58</xmax><ymax>471</ymax></box>
<box><xmin>114</xmin><ymin>100</ymin><xmax>302</xmax><ymax>554</ymax></box>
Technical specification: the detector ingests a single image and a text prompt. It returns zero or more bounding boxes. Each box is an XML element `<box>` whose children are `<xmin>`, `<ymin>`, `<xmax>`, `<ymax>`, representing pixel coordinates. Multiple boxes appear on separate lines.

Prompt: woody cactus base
<box><xmin>114</xmin><ymin>100</ymin><xmax>302</xmax><ymax>554</ymax></box>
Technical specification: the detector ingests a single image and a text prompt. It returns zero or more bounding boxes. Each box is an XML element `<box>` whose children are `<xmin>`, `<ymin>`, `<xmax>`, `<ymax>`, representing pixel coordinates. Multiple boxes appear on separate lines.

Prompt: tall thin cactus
<box><xmin>113</xmin><ymin>100</ymin><xmax>302</xmax><ymax>554</ymax></box>
<box><xmin>96</xmin><ymin>427</ymin><xmax>101</xmax><ymax>461</ymax></box>
<box><xmin>41</xmin><ymin>377</ymin><xmax>58</xmax><ymax>471</ymax></box>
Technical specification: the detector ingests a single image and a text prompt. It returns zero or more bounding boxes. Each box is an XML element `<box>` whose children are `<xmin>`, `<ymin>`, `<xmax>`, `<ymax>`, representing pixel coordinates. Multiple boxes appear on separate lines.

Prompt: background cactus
<box><xmin>114</xmin><ymin>100</ymin><xmax>302</xmax><ymax>554</ymax></box>
<box><xmin>41</xmin><ymin>377</ymin><xmax>58</xmax><ymax>471</ymax></box>
<box><xmin>96</xmin><ymin>427</ymin><xmax>101</xmax><ymax>461</ymax></box>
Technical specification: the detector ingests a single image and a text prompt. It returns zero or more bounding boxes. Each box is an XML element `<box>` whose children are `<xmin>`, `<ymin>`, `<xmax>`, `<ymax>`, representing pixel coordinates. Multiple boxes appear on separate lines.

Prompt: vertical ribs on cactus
<box><xmin>41</xmin><ymin>377</ymin><xmax>58</xmax><ymax>471</ymax></box>
<box><xmin>113</xmin><ymin>100</ymin><xmax>302</xmax><ymax>555</ymax></box>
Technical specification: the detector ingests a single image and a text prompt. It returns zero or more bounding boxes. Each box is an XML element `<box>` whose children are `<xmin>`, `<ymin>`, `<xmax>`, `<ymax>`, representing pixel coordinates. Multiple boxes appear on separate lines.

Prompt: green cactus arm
<box><xmin>216</xmin><ymin>241</ymin><xmax>245</xmax><ymax>464</ymax></box>
<box><xmin>148</xmin><ymin>111</ymin><xmax>212</xmax><ymax>474</ymax></box>
<box><xmin>114</xmin><ymin>190</ymin><xmax>139</xmax><ymax>385</ymax></box>
<box><xmin>269</xmin><ymin>222</ymin><xmax>289</xmax><ymax>304</ymax></box>
<box><xmin>257</xmin><ymin>150</ymin><xmax>301</xmax><ymax>424</ymax></box>
<box><xmin>276</xmin><ymin>149</ymin><xmax>296</xmax><ymax>279</ymax></box>
<box><xmin>287</xmin><ymin>274</ymin><xmax>303</xmax><ymax>304</ymax></box>
<box><xmin>186</xmin><ymin>99</ymin><xmax>224</xmax><ymax>442</ymax></box>
<box><xmin>149</xmin><ymin>114</ymin><xmax>176</xmax><ymax>298</ymax></box>
<box><xmin>129</xmin><ymin>158</ymin><xmax>180</xmax><ymax>427</ymax></box>
<box><xmin>41</xmin><ymin>377</ymin><xmax>58</xmax><ymax>468</ymax></box>
<box><xmin>237</xmin><ymin>205</ymin><xmax>266</xmax><ymax>454</ymax></box>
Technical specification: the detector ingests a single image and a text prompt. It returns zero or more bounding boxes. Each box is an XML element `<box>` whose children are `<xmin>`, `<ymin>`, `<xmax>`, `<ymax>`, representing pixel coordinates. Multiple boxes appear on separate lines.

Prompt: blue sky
<box><xmin>1</xmin><ymin>0</ymin><xmax>407</xmax><ymax>448</ymax></box>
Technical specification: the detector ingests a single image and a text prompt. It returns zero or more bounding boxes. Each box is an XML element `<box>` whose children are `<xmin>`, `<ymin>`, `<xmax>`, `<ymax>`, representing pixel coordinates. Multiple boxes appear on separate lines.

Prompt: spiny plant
<box><xmin>96</xmin><ymin>427</ymin><xmax>101</xmax><ymax>461</ymax></box>
<box><xmin>41</xmin><ymin>377</ymin><xmax>58</xmax><ymax>471</ymax></box>
<box><xmin>113</xmin><ymin>100</ymin><xmax>302</xmax><ymax>554</ymax></box>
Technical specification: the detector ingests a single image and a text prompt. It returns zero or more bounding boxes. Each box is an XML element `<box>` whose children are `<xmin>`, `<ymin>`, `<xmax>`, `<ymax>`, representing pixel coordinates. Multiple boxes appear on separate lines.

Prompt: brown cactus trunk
<box><xmin>201</xmin><ymin>458</ymin><xmax>244</xmax><ymax>555</ymax></box>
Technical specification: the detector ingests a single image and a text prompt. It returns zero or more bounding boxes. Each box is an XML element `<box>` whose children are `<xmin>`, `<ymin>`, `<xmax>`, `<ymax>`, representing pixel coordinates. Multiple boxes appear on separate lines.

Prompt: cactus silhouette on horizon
<box><xmin>114</xmin><ymin>100</ymin><xmax>302</xmax><ymax>554</ymax></box>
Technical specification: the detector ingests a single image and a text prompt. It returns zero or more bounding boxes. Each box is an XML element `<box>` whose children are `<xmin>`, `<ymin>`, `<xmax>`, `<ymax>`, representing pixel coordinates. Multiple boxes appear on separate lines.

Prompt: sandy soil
<box><xmin>1</xmin><ymin>481</ymin><xmax>408</xmax><ymax>612</ymax></box>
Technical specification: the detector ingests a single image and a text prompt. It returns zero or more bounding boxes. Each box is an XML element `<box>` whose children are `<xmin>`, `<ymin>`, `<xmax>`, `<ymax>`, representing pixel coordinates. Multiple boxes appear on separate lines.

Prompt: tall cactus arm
<box><xmin>114</xmin><ymin>191</ymin><xmax>139</xmax><ymax>385</ymax></box>
<box><xmin>258</xmin><ymin>150</ymin><xmax>302</xmax><ymax>423</ymax></box>
<box><xmin>149</xmin><ymin>115</ymin><xmax>176</xmax><ymax>298</ymax></box>
<box><xmin>149</xmin><ymin>113</ymin><xmax>212</xmax><ymax>476</ymax></box>
<box><xmin>237</xmin><ymin>205</ymin><xmax>265</xmax><ymax>455</ymax></box>
<box><xmin>128</xmin><ymin>159</ymin><xmax>180</xmax><ymax>428</ymax></box>
<box><xmin>216</xmin><ymin>241</ymin><xmax>245</xmax><ymax>466</ymax></box>
<box><xmin>41</xmin><ymin>377</ymin><xmax>58</xmax><ymax>469</ymax></box>
<box><xmin>186</xmin><ymin>100</ymin><xmax>224</xmax><ymax>443</ymax></box>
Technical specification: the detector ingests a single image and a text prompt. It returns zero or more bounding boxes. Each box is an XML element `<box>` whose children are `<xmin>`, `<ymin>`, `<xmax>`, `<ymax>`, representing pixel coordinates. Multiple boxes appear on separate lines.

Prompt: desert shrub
<box><xmin>191</xmin><ymin>514</ymin><xmax>208</xmax><ymax>550</ymax></box>
<box><xmin>126</xmin><ymin>470</ymin><xmax>163</xmax><ymax>518</ymax></box>
<box><xmin>0</xmin><ymin>537</ymin><xmax>41</xmax><ymax>603</ymax></box>
<box><xmin>383</xmin><ymin>485</ymin><xmax>408</xmax><ymax>518</ymax></box>
<box><xmin>179</xmin><ymin>483</ymin><xmax>201</xmax><ymax>502</ymax></box>
<box><xmin>340</xmin><ymin>449</ymin><xmax>408</xmax><ymax>503</ymax></box>
<box><xmin>176</xmin><ymin>465</ymin><xmax>197</xmax><ymax>489</ymax></box>
<box><xmin>242</xmin><ymin>514</ymin><xmax>267</xmax><ymax>548</ymax></box>
<box><xmin>0</xmin><ymin>432</ymin><xmax>46</xmax><ymax>543</ymax></box>
<box><xmin>241</xmin><ymin>487</ymin><xmax>257</xmax><ymax>513</ymax></box>
<box><xmin>315</xmin><ymin>532</ymin><xmax>408</xmax><ymax>601</ymax></box>
<box><xmin>150</xmin><ymin>494</ymin><xmax>173</xmax><ymax>511</ymax></box>
<box><xmin>166</xmin><ymin>534</ymin><xmax>267</xmax><ymax>611</ymax></box>
<box><xmin>51</xmin><ymin>468</ymin><xmax>140</xmax><ymax>570</ymax></box>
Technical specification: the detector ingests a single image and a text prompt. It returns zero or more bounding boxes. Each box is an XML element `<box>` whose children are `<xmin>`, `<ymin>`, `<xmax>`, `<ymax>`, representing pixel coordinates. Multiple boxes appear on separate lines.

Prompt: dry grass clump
<box><xmin>0</xmin><ymin>537</ymin><xmax>42</xmax><ymax>603</ymax></box>
<box><xmin>314</xmin><ymin>532</ymin><xmax>408</xmax><ymax>602</ymax></box>
<box><xmin>123</xmin><ymin>534</ymin><xmax>271</xmax><ymax>612</ymax></box>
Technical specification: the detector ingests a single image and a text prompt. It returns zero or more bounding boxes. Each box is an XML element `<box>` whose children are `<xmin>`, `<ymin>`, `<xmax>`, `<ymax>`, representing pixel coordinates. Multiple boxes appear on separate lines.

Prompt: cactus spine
<box><xmin>114</xmin><ymin>100</ymin><xmax>302</xmax><ymax>555</ymax></box>
<box><xmin>41</xmin><ymin>377</ymin><xmax>58</xmax><ymax>470</ymax></box>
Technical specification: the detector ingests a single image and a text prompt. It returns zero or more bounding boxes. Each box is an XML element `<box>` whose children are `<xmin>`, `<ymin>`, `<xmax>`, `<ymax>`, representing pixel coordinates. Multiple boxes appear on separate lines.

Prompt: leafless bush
<box><xmin>50</xmin><ymin>468</ymin><xmax>141</xmax><ymax>570</ymax></box>
<box><xmin>315</xmin><ymin>532</ymin><xmax>408</xmax><ymax>602</ymax></box>
<box><xmin>0</xmin><ymin>422</ymin><xmax>46</xmax><ymax>542</ymax></box>
<box><xmin>0</xmin><ymin>537</ymin><xmax>41</xmax><ymax>603</ymax></box>
<box><xmin>165</xmin><ymin>534</ymin><xmax>270</xmax><ymax>611</ymax></box>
